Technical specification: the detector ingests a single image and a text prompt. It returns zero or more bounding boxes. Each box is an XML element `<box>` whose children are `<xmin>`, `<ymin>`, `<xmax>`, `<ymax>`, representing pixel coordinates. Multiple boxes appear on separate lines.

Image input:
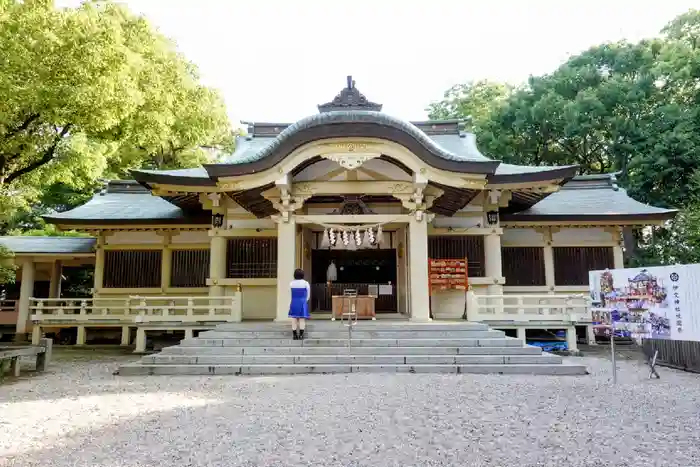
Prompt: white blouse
<box><xmin>290</xmin><ymin>279</ymin><xmax>311</xmax><ymax>302</ymax></box>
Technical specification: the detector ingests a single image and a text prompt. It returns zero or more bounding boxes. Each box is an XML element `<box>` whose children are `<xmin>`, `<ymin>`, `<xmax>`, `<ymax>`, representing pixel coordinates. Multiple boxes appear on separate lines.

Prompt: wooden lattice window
<box><xmin>171</xmin><ymin>249</ymin><xmax>210</xmax><ymax>288</ymax></box>
<box><xmin>502</xmin><ymin>247</ymin><xmax>546</xmax><ymax>286</ymax></box>
<box><xmin>553</xmin><ymin>247</ymin><xmax>614</xmax><ymax>285</ymax></box>
<box><xmin>226</xmin><ymin>238</ymin><xmax>277</xmax><ymax>278</ymax></box>
<box><xmin>428</xmin><ymin>236</ymin><xmax>485</xmax><ymax>277</ymax></box>
<box><xmin>103</xmin><ymin>250</ymin><xmax>162</xmax><ymax>288</ymax></box>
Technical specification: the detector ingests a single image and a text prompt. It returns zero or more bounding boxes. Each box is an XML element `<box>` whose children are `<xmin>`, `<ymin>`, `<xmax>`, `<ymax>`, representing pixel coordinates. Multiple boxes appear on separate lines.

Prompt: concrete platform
<box><xmin>116</xmin><ymin>321</ymin><xmax>588</xmax><ymax>376</ymax></box>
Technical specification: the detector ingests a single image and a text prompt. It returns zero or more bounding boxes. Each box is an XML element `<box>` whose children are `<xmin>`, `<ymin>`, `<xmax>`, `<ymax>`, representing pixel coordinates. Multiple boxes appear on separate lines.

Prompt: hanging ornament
<box><xmin>376</xmin><ymin>225</ymin><xmax>384</xmax><ymax>245</ymax></box>
<box><xmin>320</xmin><ymin>228</ymin><xmax>330</xmax><ymax>249</ymax></box>
<box><xmin>368</xmin><ymin>227</ymin><xmax>376</xmax><ymax>245</ymax></box>
<box><xmin>342</xmin><ymin>230</ymin><xmax>350</xmax><ymax>246</ymax></box>
<box><xmin>362</xmin><ymin>228</ymin><xmax>373</xmax><ymax>248</ymax></box>
<box><xmin>354</xmin><ymin>230</ymin><xmax>363</xmax><ymax>249</ymax></box>
<box><xmin>328</xmin><ymin>228</ymin><xmax>337</xmax><ymax>247</ymax></box>
<box><xmin>347</xmin><ymin>233</ymin><xmax>357</xmax><ymax>251</ymax></box>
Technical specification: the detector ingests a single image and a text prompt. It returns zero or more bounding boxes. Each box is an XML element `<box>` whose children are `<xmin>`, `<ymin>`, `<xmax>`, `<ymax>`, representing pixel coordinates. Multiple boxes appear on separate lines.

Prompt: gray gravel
<box><xmin>1</xmin><ymin>352</ymin><xmax>699</xmax><ymax>467</ymax></box>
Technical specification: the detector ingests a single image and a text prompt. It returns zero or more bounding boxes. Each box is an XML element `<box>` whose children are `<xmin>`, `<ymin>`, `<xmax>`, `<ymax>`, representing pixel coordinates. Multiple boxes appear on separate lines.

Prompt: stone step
<box><xmin>160</xmin><ymin>345</ymin><xmax>544</xmax><ymax>356</ymax></box>
<box><xmin>178</xmin><ymin>337</ymin><xmax>525</xmax><ymax>348</ymax></box>
<box><xmin>142</xmin><ymin>354</ymin><xmax>562</xmax><ymax>365</ymax></box>
<box><xmin>118</xmin><ymin>363</ymin><xmax>588</xmax><ymax>376</ymax></box>
<box><xmin>196</xmin><ymin>330</ymin><xmax>506</xmax><ymax>339</ymax></box>
<box><xmin>212</xmin><ymin>322</ymin><xmax>490</xmax><ymax>332</ymax></box>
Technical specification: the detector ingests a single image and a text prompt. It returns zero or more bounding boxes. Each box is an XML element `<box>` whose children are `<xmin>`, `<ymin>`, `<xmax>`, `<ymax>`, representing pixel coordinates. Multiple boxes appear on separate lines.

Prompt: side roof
<box><xmin>501</xmin><ymin>174</ymin><xmax>677</xmax><ymax>222</ymax></box>
<box><xmin>0</xmin><ymin>236</ymin><xmax>96</xmax><ymax>255</ymax></box>
<box><xmin>44</xmin><ymin>181</ymin><xmax>209</xmax><ymax>226</ymax></box>
<box><xmin>45</xmin><ymin>175</ymin><xmax>676</xmax><ymax>226</ymax></box>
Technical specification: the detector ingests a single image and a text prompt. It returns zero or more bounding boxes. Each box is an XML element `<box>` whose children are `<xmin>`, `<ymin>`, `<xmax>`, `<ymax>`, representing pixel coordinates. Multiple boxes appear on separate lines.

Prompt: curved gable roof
<box><xmin>204</xmin><ymin>111</ymin><xmax>500</xmax><ymax>178</ymax></box>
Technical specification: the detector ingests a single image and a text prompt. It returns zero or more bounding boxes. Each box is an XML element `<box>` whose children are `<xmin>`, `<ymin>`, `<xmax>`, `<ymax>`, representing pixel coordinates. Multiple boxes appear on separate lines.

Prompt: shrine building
<box><xmin>0</xmin><ymin>77</ymin><xmax>676</xmax><ymax>345</ymax></box>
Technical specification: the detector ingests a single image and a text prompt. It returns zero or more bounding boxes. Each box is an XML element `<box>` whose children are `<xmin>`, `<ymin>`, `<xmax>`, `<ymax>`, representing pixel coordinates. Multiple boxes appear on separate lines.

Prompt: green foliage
<box><xmin>0</xmin><ymin>0</ymin><xmax>233</xmax><ymax>224</ymax></box>
<box><xmin>428</xmin><ymin>9</ymin><xmax>700</xmax><ymax>267</ymax></box>
<box><xmin>0</xmin><ymin>245</ymin><xmax>16</xmax><ymax>285</ymax></box>
<box><xmin>426</xmin><ymin>80</ymin><xmax>512</xmax><ymax>131</ymax></box>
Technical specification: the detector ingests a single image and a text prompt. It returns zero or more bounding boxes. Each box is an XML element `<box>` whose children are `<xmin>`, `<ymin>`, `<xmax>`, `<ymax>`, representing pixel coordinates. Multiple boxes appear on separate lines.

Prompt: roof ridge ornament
<box><xmin>317</xmin><ymin>75</ymin><xmax>383</xmax><ymax>113</ymax></box>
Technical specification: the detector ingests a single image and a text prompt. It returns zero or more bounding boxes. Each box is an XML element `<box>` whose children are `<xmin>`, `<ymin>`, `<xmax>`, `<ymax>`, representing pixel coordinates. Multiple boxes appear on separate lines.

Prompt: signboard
<box><xmin>428</xmin><ymin>259</ymin><xmax>468</xmax><ymax>294</ymax></box>
<box><xmin>589</xmin><ymin>264</ymin><xmax>700</xmax><ymax>342</ymax></box>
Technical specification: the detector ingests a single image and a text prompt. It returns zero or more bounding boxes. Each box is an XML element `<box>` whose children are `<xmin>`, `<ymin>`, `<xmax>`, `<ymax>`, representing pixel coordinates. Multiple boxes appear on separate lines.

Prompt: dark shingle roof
<box><xmin>43</xmin><ymin>181</ymin><xmax>207</xmax><ymax>225</ymax></box>
<box><xmin>0</xmin><ymin>236</ymin><xmax>96</xmax><ymax>254</ymax></box>
<box><xmin>502</xmin><ymin>174</ymin><xmax>677</xmax><ymax>222</ymax></box>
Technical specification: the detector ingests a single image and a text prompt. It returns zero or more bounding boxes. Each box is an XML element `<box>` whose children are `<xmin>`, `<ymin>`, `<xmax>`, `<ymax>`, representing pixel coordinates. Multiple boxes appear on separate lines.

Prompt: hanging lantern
<box><xmin>320</xmin><ymin>228</ymin><xmax>330</xmax><ymax>249</ymax></box>
<box><xmin>376</xmin><ymin>225</ymin><xmax>384</xmax><ymax>245</ymax></box>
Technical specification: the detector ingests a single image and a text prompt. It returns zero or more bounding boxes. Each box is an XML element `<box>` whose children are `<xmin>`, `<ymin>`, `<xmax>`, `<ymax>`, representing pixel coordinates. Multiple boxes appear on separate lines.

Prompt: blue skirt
<box><xmin>288</xmin><ymin>286</ymin><xmax>310</xmax><ymax>319</ymax></box>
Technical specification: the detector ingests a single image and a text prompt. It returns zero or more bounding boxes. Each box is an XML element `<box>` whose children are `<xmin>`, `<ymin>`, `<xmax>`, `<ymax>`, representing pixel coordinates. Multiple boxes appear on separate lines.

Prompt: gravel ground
<box><xmin>1</xmin><ymin>350</ymin><xmax>699</xmax><ymax>467</ymax></box>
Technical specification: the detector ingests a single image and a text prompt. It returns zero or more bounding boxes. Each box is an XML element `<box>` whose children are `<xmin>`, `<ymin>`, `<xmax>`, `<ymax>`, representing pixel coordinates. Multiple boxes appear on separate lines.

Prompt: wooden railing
<box><xmin>29</xmin><ymin>295</ymin><xmax>242</xmax><ymax>326</ymax></box>
<box><xmin>467</xmin><ymin>292</ymin><xmax>591</xmax><ymax>324</ymax></box>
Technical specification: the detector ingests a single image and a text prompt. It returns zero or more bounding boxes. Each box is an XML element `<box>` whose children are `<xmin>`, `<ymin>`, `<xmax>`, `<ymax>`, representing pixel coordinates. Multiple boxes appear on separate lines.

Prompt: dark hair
<box><xmin>293</xmin><ymin>269</ymin><xmax>305</xmax><ymax>280</ymax></box>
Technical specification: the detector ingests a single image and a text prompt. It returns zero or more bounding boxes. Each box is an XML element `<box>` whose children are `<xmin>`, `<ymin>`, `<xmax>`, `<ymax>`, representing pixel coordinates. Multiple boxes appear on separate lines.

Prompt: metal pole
<box><xmin>610</xmin><ymin>324</ymin><xmax>617</xmax><ymax>384</ymax></box>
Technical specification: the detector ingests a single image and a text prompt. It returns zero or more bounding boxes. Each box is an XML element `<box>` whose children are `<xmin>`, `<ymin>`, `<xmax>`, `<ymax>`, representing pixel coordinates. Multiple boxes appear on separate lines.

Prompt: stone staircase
<box><xmin>117</xmin><ymin>321</ymin><xmax>588</xmax><ymax>376</ymax></box>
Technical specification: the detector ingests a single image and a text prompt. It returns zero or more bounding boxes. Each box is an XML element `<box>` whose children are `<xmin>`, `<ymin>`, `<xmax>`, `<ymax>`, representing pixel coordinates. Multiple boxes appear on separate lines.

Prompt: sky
<box><xmin>60</xmin><ymin>0</ymin><xmax>699</xmax><ymax>125</ymax></box>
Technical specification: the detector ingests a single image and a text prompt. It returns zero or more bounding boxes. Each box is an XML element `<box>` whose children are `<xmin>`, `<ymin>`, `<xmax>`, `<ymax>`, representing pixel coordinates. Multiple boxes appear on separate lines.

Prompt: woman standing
<box><xmin>289</xmin><ymin>268</ymin><xmax>311</xmax><ymax>340</ymax></box>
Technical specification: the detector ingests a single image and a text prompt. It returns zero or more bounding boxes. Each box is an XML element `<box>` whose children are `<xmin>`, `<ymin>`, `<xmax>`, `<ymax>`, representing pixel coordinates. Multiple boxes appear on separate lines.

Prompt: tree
<box><xmin>427</xmin><ymin>9</ymin><xmax>700</xmax><ymax>267</ymax></box>
<box><xmin>426</xmin><ymin>80</ymin><xmax>511</xmax><ymax>132</ymax></box>
<box><xmin>0</xmin><ymin>245</ymin><xmax>16</xmax><ymax>286</ymax></box>
<box><xmin>0</xmin><ymin>0</ymin><xmax>233</xmax><ymax>223</ymax></box>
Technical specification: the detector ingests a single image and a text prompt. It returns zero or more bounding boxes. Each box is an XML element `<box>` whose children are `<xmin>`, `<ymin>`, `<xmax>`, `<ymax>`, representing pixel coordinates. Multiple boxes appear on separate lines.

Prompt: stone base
<box><xmin>117</xmin><ymin>321</ymin><xmax>588</xmax><ymax>376</ymax></box>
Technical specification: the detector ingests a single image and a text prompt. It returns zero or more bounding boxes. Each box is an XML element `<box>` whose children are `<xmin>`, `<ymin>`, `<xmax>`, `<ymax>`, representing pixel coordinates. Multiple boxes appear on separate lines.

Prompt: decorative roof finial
<box><xmin>318</xmin><ymin>76</ymin><xmax>382</xmax><ymax>113</ymax></box>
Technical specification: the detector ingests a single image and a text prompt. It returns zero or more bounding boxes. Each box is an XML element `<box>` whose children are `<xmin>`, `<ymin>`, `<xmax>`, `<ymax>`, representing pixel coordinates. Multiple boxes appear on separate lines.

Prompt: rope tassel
<box><xmin>320</xmin><ymin>228</ymin><xmax>330</xmax><ymax>249</ymax></box>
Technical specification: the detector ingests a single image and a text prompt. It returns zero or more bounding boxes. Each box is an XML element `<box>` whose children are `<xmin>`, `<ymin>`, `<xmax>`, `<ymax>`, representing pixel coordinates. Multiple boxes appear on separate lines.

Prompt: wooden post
<box><xmin>76</xmin><ymin>326</ymin><xmax>87</xmax><ymax>346</ymax></box>
<box><xmin>120</xmin><ymin>326</ymin><xmax>131</xmax><ymax>346</ymax></box>
<box><xmin>10</xmin><ymin>356</ymin><xmax>20</xmax><ymax>377</ymax></box>
<box><xmin>39</xmin><ymin>338</ymin><xmax>52</xmax><ymax>368</ymax></box>
<box><xmin>31</xmin><ymin>324</ymin><xmax>41</xmax><ymax>345</ymax></box>
<box><xmin>134</xmin><ymin>328</ymin><xmax>147</xmax><ymax>353</ymax></box>
<box><xmin>187</xmin><ymin>298</ymin><xmax>194</xmax><ymax>318</ymax></box>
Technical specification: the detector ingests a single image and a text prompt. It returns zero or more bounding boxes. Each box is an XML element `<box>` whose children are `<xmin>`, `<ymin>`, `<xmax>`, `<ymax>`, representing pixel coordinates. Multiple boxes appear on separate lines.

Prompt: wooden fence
<box><xmin>642</xmin><ymin>338</ymin><xmax>700</xmax><ymax>373</ymax></box>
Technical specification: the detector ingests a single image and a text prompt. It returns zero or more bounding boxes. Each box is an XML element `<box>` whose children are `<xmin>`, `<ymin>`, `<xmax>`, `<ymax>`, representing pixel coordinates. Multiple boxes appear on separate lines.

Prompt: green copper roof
<box><xmin>0</xmin><ymin>236</ymin><xmax>96</xmax><ymax>254</ymax></box>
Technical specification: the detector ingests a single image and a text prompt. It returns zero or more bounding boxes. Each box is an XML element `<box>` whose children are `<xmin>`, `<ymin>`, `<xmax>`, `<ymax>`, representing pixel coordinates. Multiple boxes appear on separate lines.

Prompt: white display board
<box><xmin>589</xmin><ymin>264</ymin><xmax>700</xmax><ymax>342</ymax></box>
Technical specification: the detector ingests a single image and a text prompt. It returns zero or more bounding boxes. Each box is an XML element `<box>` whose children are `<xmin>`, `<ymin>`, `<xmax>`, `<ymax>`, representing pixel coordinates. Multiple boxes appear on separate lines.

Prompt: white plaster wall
<box><xmin>552</xmin><ymin>227</ymin><xmax>614</xmax><ymax>245</ymax></box>
<box><xmin>502</xmin><ymin>228</ymin><xmax>545</xmax><ymax>246</ymax></box>
<box><xmin>171</xmin><ymin>231</ymin><xmax>209</xmax><ymax>244</ymax></box>
<box><xmin>432</xmin><ymin>290</ymin><xmax>468</xmax><ymax>319</ymax></box>
<box><xmin>105</xmin><ymin>231</ymin><xmax>162</xmax><ymax>245</ymax></box>
<box><xmin>240</xmin><ymin>286</ymin><xmax>276</xmax><ymax>320</ymax></box>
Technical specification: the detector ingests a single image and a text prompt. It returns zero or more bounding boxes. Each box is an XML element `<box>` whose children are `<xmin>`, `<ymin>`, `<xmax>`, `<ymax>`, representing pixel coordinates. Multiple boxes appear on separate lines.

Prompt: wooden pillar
<box><xmin>409</xmin><ymin>214</ymin><xmax>431</xmax><ymax>322</ymax></box>
<box><xmin>275</xmin><ymin>216</ymin><xmax>296</xmax><ymax>321</ymax></box>
<box><xmin>484</xmin><ymin>231</ymin><xmax>503</xmax><ymax>295</ymax></box>
<box><xmin>208</xmin><ymin>233</ymin><xmax>227</xmax><ymax>297</ymax></box>
<box><xmin>161</xmin><ymin>244</ymin><xmax>172</xmax><ymax>291</ymax></box>
<box><xmin>543</xmin><ymin>228</ymin><xmax>555</xmax><ymax>294</ymax></box>
<box><xmin>93</xmin><ymin>235</ymin><xmax>105</xmax><ymax>293</ymax></box>
<box><xmin>16</xmin><ymin>259</ymin><xmax>35</xmax><ymax>337</ymax></box>
<box><xmin>120</xmin><ymin>326</ymin><xmax>131</xmax><ymax>346</ymax></box>
<box><xmin>49</xmin><ymin>260</ymin><xmax>62</xmax><ymax>299</ymax></box>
